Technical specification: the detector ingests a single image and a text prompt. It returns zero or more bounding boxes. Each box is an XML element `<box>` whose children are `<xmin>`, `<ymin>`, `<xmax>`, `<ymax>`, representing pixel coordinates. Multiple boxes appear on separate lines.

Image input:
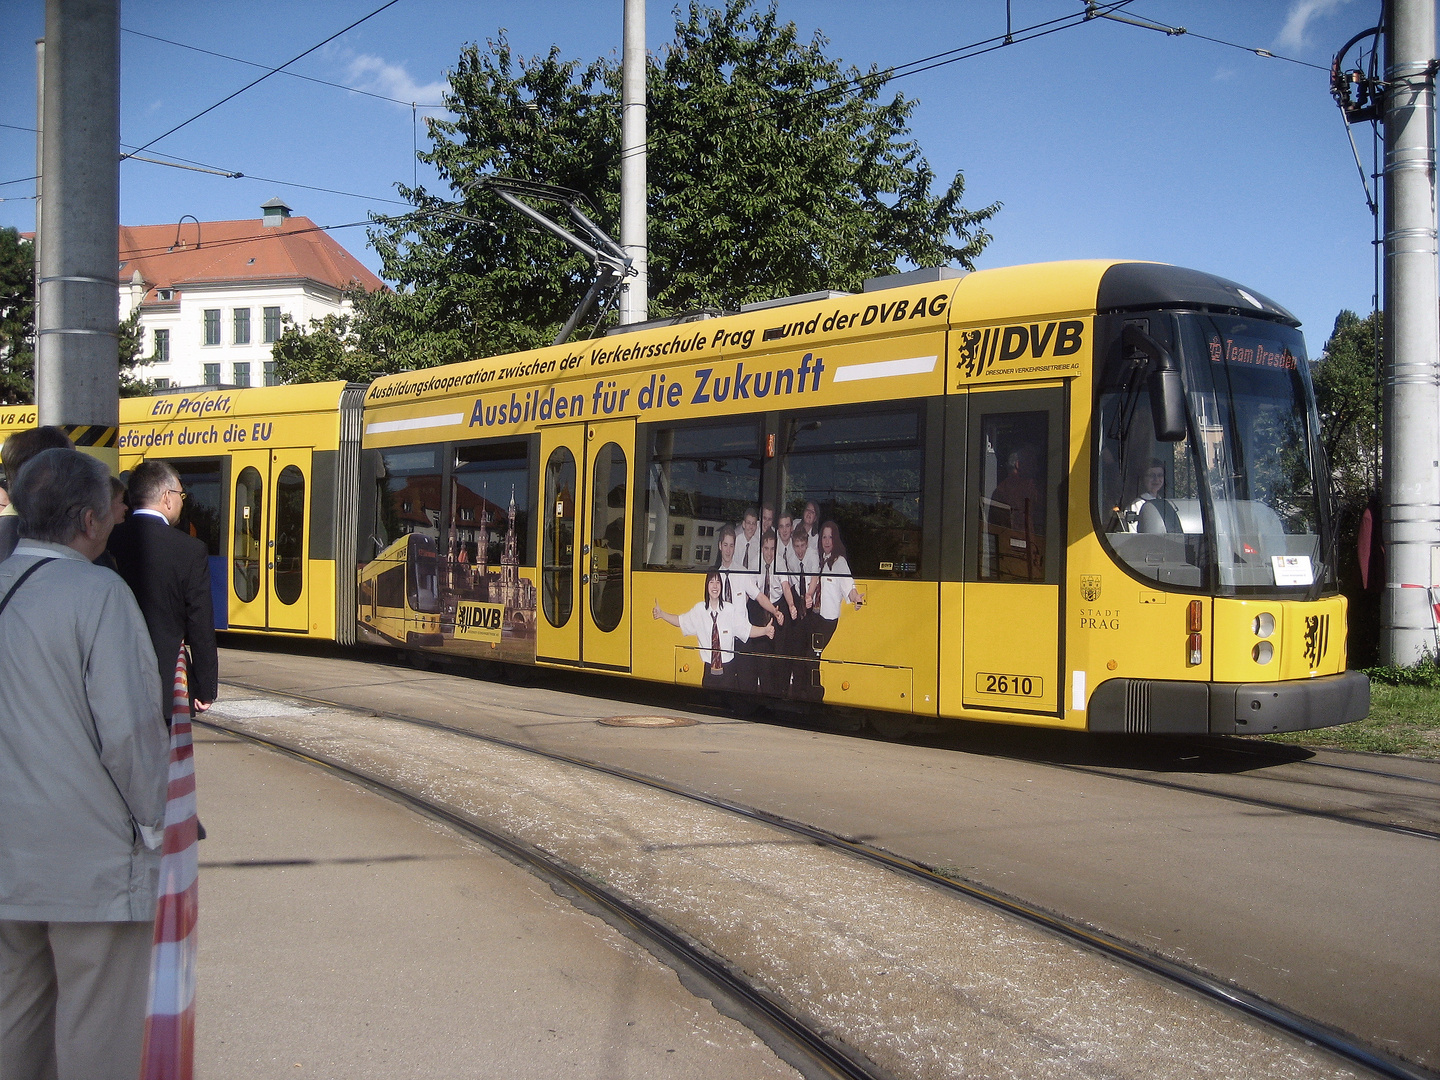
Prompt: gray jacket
<box><xmin>0</xmin><ymin>541</ymin><xmax>168</xmax><ymax>921</ymax></box>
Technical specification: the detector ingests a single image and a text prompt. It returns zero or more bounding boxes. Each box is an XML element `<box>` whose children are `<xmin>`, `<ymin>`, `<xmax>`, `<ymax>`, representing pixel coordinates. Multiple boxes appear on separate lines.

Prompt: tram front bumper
<box><xmin>1088</xmin><ymin>670</ymin><xmax>1370</xmax><ymax>735</ymax></box>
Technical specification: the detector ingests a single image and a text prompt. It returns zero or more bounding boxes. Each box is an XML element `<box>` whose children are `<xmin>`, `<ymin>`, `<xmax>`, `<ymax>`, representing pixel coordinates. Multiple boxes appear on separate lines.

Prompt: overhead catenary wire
<box><xmin>120</xmin><ymin>27</ymin><xmax>448</xmax><ymax>110</ymax></box>
<box><xmin>603</xmin><ymin>0</ymin><xmax>1144</xmax><ymax>169</ymax></box>
<box><xmin>1095</xmin><ymin>3</ymin><xmax>1332</xmax><ymax>71</ymax></box>
<box><xmin>120</xmin><ymin>0</ymin><xmax>405</xmax><ymax>161</ymax></box>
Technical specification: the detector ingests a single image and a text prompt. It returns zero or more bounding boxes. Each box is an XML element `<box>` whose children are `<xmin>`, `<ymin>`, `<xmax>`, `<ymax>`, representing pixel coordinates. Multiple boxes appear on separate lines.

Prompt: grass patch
<box><xmin>1262</xmin><ymin>676</ymin><xmax>1440</xmax><ymax>759</ymax></box>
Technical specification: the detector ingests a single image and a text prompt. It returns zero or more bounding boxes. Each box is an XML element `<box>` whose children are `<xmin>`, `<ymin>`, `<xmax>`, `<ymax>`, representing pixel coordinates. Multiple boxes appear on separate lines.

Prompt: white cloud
<box><xmin>1275</xmin><ymin>0</ymin><xmax>1354</xmax><ymax>53</ymax></box>
<box><xmin>343</xmin><ymin>54</ymin><xmax>449</xmax><ymax>107</ymax></box>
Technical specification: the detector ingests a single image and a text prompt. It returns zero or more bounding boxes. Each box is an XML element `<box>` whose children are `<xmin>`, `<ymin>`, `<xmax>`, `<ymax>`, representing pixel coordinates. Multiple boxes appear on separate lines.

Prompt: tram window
<box><xmin>375</xmin><ymin>564</ymin><xmax>405</xmax><ymax>609</ymax></box>
<box><xmin>778</xmin><ymin>405</ymin><xmax>923</xmax><ymax>578</ymax></box>
<box><xmin>452</xmin><ymin>441</ymin><xmax>531</xmax><ymax>568</ymax></box>
<box><xmin>233</xmin><ymin>466</ymin><xmax>263</xmax><ymax>603</ymax></box>
<box><xmin>373</xmin><ymin>445</ymin><xmax>442</xmax><ymax>555</ymax></box>
<box><xmin>971</xmin><ymin>409</ymin><xmax>1056</xmax><ymax>584</ymax></box>
<box><xmin>590</xmin><ymin>441</ymin><xmax>627</xmax><ymax>632</ymax></box>
<box><xmin>542</xmin><ymin>447</ymin><xmax>576</xmax><ymax>628</ymax></box>
<box><xmin>641</xmin><ymin>421</ymin><xmax>762</xmax><ymax>570</ymax></box>
<box><xmin>273</xmin><ymin>464</ymin><xmax>305</xmax><ymax>605</ymax></box>
<box><xmin>171</xmin><ymin>459</ymin><xmax>223</xmax><ymax>556</ymax></box>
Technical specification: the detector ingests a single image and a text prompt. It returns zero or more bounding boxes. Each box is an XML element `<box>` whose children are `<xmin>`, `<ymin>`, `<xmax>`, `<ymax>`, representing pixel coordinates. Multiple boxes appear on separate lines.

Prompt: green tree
<box><xmin>118</xmin><ymin>308</ymin><xmax>151</xmax><ymax>397</ymax></box>
<box><xmin>271</xmin><ymin>308</ymin><xmax>380</xmax><ymax>385</ymax></box>
<box><xmin>1312</xmin><ymin>308</ymin><xmax>1381</xmax><ymax>508</ymax></box>
<box><xmin>344</xmin><ymin>0</ymin><xmax>997</xmax><ymax>377</ymax></box>
<box><xmin>0</xmin><ymin>228</ymin><xmax>35</xmax><ymax>404</ymax></box>
<box><xmin>1311</xmin><ymin>308</ymin><xmax>1382</xmax><ymax>664</ymax></box>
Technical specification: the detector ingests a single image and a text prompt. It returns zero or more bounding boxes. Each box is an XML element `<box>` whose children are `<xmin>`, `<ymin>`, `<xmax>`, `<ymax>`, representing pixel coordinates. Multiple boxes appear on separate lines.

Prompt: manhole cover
<box><xmin>598</xmin><ymin>715</ymin><xmax>698</xmax><ymax>728</ymax></box>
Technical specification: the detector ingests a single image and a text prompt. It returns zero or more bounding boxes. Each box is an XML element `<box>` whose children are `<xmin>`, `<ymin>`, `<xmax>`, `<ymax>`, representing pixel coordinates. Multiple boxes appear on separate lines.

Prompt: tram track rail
<box><xmin>200</xmin><ymin>716</ymin><xmax>890</xmax><ymax>1080</ymax></box>
<box><xmin>1027</xmin><ymin>754</ymin><xmax>1440</xmax><ymax>842</ymax></box>
<box><xmin>214</xmin><ymin>675</ymin><xmax>1434</xmax><ymax>1080</ymax></box>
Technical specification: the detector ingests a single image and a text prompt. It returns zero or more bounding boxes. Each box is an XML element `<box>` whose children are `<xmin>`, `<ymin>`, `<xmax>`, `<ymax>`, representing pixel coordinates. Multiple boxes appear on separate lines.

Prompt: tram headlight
<box><xmin>1252</xmin><ymin>641</ymin><xmax>1274</xmax><ymax>665</ymax></box>
<box><xmin>1252</xmin><ymin>612</ymin><xmax>1275</xmax><ymax>638</ymax></box>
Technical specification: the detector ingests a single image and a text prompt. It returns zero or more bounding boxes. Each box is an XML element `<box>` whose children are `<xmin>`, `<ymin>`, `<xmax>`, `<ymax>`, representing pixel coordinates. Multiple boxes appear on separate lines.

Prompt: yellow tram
<box><xmin>124</xmin><ymin>260</ymin><xmax>1370</xmax><ymax>734</ymax></box>
<box><xmin>118</xmin><ymin>382</ymin><xmax>365</xmax><ymax>643</ymax></box>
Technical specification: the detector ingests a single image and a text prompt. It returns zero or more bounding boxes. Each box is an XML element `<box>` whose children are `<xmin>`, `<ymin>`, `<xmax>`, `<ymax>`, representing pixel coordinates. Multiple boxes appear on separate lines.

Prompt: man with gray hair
<box><xmin>0</xmin><ymin>448</ymin><xmax>169</xmax><ymax>1080</ymax></box>
<box><xmin>109</xmin><ymin>458</ymin><xmax>218</xmax><ymax>714</ymax></box>
<box><xmin>0</xmin><ymin>426</ymin><xmax>74</xmax><ymax>562</ymax></box>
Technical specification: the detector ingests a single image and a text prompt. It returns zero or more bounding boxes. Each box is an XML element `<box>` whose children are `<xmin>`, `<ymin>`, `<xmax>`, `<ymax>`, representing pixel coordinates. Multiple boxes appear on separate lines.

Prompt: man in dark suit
<box><xmin>108</xmin><ymin>459</ymin><xmax>218</xmax><ymax>715</ymax></box>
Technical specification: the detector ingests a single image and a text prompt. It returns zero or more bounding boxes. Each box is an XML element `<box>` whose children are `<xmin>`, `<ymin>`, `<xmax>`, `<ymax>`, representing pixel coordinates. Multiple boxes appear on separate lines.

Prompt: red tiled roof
<box><xmin>118</xmin><ymin>215</ymin><xmax>384</xmax><ymax>302</ymax></box>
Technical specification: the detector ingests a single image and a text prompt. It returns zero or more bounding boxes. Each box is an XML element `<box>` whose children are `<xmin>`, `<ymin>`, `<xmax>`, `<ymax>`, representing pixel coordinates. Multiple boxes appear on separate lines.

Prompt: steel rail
<box><xmin>216</xmin><ymin>675</ymin><xmax>1434</xmax><ymax>1080</ymax></box>
<box><xmin>199</xmin><ymin>717</ymin><xmax>890</xmax><ymax>1080</ymax></box>
<box><xmin>1027</xmin><ymin>758</ymin><xmax>1440</xmax><ymax>842</ymax></box>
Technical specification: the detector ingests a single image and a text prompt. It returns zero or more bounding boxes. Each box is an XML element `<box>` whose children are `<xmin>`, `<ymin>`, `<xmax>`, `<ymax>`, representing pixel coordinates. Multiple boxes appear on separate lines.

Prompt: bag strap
<box><xmin>0</xmin><ymin>558</ymin><xmax>55</xmax><ymax>619</ymax></box>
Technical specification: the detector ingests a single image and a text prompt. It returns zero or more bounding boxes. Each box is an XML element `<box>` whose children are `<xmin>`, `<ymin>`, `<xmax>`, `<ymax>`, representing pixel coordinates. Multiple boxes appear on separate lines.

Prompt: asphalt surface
<box><xmin>193</xmin><ymin>724</ymin><xmax>799</xmax><ymax>1079</ymax></box>
<box><xmin>216</xmin><ymin>640</ymin><xmax>1440</xmax><ymax>1074</ymax></box>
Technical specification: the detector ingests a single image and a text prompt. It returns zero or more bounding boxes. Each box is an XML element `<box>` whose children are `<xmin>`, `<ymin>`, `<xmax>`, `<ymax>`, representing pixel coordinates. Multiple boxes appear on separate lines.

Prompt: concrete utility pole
<box><xmin>618</xmin><ymin>0</ymin><xmax>648</xmax><ymax>325</ymax></box>
<box><xmin>1381</xmin><ymin>0</ymin><xmax>1440</xmax><ymax>664</ymax></box>
<box><xmin>35</xmin><ymin>0</ymin><xmax>121</xmax><ymax>465</ymax></box>
<box><xmin>34</xmin><ymin>39</ymin><xmax>43</xmax><ymax>309</ymax></box>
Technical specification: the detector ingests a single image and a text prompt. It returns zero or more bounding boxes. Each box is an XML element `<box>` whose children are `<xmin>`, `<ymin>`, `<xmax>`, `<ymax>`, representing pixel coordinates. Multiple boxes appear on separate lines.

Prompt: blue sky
<box><xmin>0</xmin><ymin>0</ymin><xmax>1417</xmax><ymax>356</ymax></box>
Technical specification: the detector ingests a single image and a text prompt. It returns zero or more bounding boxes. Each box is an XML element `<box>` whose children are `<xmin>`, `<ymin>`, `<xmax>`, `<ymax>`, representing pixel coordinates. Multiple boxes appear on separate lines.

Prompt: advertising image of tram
<box><xmin>118</xmin><ymin>259</ymin><xmax>1369</xmax><ymax>735</ymax></box>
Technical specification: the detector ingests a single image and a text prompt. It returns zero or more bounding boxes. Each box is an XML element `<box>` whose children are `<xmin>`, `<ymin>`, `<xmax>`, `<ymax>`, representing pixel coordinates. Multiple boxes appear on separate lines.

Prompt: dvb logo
<box><xmin>956</xmin><ymin>320</ymin><xmax>1084</xmax><ymax>378</ymax></box>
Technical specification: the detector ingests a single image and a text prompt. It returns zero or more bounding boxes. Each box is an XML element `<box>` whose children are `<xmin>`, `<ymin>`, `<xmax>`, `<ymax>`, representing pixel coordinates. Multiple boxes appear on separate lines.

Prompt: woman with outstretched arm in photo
<box><xmin>653</xmin><ymin>571</ymin><xmax>775</xmax><ymax>691</ymax></box>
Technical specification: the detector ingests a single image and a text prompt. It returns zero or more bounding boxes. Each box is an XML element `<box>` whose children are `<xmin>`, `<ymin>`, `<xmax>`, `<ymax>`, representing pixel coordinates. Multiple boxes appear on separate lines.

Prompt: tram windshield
<box><xmin>1096</xmin><ymin>312</ymin><xmax>1331</xmax><ymax>595</ymax></box>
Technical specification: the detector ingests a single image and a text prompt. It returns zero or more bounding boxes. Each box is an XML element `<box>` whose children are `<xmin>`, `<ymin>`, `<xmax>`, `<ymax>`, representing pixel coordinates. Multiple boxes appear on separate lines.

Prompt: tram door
<box><xmin>959</xmin><ymin>387</ymin><xmax>1066</xmax><ymax>716</ymax></box>
<box><xmin>229</xmin><ymin>448</ymin><xmax>311</xmax><ymax>633</ymax></box>
<box><xmin>535</xmin><ymin>420</ymin><xmax>635</xmax><ymax>670</ymax></box>
<box><xmin>580</xmin><ymin>420</ymin><xmax>634</xmax><ymax>671</ymax></box>
<box><xmin>537</xmin><ymin>426</ymin><xmax>585</xmax><ymax>664</ymax></box>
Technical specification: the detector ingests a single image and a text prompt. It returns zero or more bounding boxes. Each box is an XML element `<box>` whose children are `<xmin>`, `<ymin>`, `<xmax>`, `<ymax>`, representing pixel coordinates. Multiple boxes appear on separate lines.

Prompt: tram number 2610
<box><xmin>976</xmin><ymin>672</ymin><xmax>1043</xmax><ymax>698</ymax></box>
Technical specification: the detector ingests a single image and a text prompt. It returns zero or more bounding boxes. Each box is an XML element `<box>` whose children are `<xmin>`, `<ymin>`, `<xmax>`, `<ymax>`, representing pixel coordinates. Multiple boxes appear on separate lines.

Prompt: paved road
<box><xmin>194</xmin><ymin>725</ymin><xmax>798</xmax><ymax>1079</ymax></box>
<box><xmin>218</xmin><ymin>642</ymin><xmax>1440</xmax><ymax>1073</ymax></box>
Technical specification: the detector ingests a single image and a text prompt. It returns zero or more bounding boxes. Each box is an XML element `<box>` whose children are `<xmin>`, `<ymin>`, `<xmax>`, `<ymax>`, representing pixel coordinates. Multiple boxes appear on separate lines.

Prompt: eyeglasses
<box><xmin>166</xmin><ymin>488</ymin><xmax>188</xmax><ymax>502</ymax></box>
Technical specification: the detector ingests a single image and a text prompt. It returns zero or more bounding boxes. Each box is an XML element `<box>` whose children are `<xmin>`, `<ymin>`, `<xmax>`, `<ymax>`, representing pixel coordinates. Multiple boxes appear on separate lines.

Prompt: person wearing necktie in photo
<box><xmin>806</xmin><ymin>520</ymin><xmax>864</xmax><ymax>700</ymax></box>
<box><xmin>741</xmin><ymin>529</ymin><xmax>790</xmax><ymax>695</ymax></box>
<box><xmin>735</xmin><ymin>507</ymin><xmax>761</xmax><ymax>572</ymax></box>
<box><xmin>776</xmin><ymin>511</ymin><xmax>798</xmax><ymax>567</ymax></box>
<box><xmin>653</xmin><ymin>572</ymin><xmax>775</xmax><ymax>691</ymax></box>
<box><xmin>713</xmin><ymin>524</ymin><xmax>743</xmax><ymax>604</ymax></box>
<box><xmin>779</xmin><ymin>526</ymin><xmax>822</xmax><ymax>699</ymax></box>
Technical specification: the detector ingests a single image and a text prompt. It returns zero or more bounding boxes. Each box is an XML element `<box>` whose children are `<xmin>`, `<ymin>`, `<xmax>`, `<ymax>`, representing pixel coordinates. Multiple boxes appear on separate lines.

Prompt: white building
<box><xmin>118</xmin><ymin>199</ymin><xmax>383</xmax><ymax>389</ymax></box>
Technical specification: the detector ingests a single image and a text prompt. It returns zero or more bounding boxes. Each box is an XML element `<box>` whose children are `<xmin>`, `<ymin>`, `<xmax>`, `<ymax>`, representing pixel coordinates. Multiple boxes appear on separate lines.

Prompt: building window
<box><xmin>694</xmin><ymin>545</ymin><xmax>712</xmax><ymax>563</ymax></box>
<box><xmin>264</xmin><ymin>360</ymin><xmax>278</xmax><ymax>386</ymax></box>
<box><xmin>670</xmin><ymin>545</ymin><xmax>683</xmax><ymax>560</ymax></box>
<box><xmin>153</xmin><ymin>378</ymin><xmax>170</xmax><ymax>390</ymax></box>
<box><xmin>233</xmin><ymin>308</ymin><xmax>251</xmax><ymax>345</ymax></box>
<box><xmin>203</xmin><ymin>309</ymin><xmax>220</xmax><ymax>346</ymax></box>
<box><xmin>153</xmin><ymin>328</ymin><xmax>169</xmax><ymax>363</ymax></box>
<box><xmin>203</xmin><ymin>363</ymin><xmax>220</xmax><ymax>385</ymax></box>
<box><xmin>262</xmin><ymin>307</ymin><xmax>282</xmax><ymax>344</ymax></box>
<box><xmin>233</xmin><ymin>362</ymin><xmax>251</xmax><ymax>388</ymax></box>
<box><xmin>157</xmin><ymin>288</ymin><xmax>174</xmax><ymax>301</ymax></box>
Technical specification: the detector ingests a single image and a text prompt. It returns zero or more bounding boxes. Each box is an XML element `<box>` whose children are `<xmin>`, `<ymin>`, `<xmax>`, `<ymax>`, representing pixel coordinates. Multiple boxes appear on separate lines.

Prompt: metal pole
<box><xmin>33</xmin><ymin>39</ymin><xmax>43</xmax><ymax>317</ymax></box>
<box><xmin>618</xmin><ymin>0</ymin><xmax>648</xmax><ymax>325</ymax></box>
<box><xmin>1381</xmin><ymin>0</ymin><xmax>1440</xmax><ymax>664</ymax></box>
<box><xmin>36</xmin><ymin>0</ymin><xmax>120</xmax><ymax>462</ymax></box>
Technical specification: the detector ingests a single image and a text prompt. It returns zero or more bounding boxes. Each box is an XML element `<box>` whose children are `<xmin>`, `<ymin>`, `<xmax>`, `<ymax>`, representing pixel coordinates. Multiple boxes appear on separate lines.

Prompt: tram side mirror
<box><xmin>1123</xmin><ymin>324</ymin><xmax>1187</xmax><ymax>442</ymax></box>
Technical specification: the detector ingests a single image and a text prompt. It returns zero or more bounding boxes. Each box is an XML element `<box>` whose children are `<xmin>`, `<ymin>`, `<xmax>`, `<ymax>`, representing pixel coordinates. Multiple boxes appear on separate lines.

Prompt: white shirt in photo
<box><xmin>676</xmin><ymin>601</ymin><xmax>752</xmax><ymax>666</ymax></box>
<box><xmin>816</xmin><ymin>555</ymin><xmax>856</xmax><ymax>620</ymax></box>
